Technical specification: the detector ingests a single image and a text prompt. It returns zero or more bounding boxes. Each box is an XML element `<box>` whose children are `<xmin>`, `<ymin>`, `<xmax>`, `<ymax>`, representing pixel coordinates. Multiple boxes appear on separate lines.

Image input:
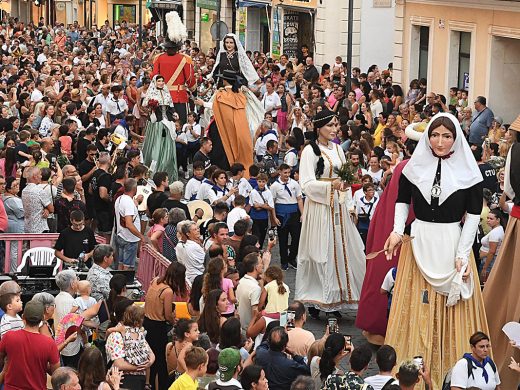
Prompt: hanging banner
<box><xmin>282</xmin><ymin>10</ymin><xmax>299</xmax><ymax>58</ymax></box>
<box><xmin>271</xmin><ymin>7</ymin><xmax>280</xmax><ymax>58</ymax></box>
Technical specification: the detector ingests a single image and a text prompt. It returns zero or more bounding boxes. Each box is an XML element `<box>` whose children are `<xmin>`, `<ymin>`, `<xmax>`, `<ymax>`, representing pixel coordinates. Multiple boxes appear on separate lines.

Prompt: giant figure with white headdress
<box><xmin>383</xmin><ymin>113</ymin><xmax>490</xmax><ymax>389</ymax></box>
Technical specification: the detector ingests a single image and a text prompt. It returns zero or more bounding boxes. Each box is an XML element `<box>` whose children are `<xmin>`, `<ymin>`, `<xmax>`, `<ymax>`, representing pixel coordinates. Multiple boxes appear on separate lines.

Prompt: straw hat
<box><xmin>187</xmin><ymin>200</ymin><xmax>213</xmax><ymax>226</ymax></box>
<box><xmin>509</xmin><ymin>115</ymin><xmax>520</xmax><ymax>132</ymax></box>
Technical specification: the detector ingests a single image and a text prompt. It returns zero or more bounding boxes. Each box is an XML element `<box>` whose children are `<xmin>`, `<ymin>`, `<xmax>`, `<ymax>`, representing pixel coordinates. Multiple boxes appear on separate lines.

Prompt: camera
<box><xmin>268</xmin><ymin>228</ymin><xmax>277</xmax><ymax>241</ymax></box>
<box><xmin>286</xmin><ymin>310</ymin><xmax>295</xmax><ymax>329</ymax></box>
<box><xmin>327</xmin><ymin>317</ymin><xmax>339</xmax><ymax>333</ymax></box>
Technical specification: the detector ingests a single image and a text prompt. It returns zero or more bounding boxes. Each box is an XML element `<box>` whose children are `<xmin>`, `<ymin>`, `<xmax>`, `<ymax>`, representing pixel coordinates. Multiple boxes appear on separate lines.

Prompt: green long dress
<box><xmin>142</xmin><ymin>105</ymin><xmax>178</xmax><ymax>181</ymax></box>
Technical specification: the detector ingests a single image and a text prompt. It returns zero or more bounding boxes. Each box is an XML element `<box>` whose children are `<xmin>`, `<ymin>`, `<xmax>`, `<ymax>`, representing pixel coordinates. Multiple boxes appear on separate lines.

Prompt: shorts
<box><xmin>96</xmin><ymin>210</ymin><xmax>114</xmax><ymax>234</ymax></box>
<box><xmin>116</xmin><ymin>235</ymin><xmax>139</xmax><ymax>268</ymax></box>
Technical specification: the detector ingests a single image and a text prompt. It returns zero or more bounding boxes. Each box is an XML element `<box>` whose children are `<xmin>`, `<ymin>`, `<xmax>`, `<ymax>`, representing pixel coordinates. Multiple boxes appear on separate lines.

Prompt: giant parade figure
<box><xmin>142</xmin><ymin>11</ymin><xmax>196</xmax><ymax>180</ymax></box>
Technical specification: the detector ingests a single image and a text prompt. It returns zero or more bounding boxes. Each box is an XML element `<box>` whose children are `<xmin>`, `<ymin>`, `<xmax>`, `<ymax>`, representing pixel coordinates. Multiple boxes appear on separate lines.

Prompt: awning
<box><xmin>238</xmin><ymin>0</ymin><xmax>270</xmax><ymax>7</ymax></box>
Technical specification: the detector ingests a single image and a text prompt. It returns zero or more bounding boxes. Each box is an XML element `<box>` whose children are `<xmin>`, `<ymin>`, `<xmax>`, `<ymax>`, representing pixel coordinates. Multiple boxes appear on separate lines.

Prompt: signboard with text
<box><xmin>196</xmin><ymin>0</ymin><xmax>218</xmax><ymax>11</ymax></box>
<box><xmin>272</xmin><ymin>0</ymin><xmax>317</xmax><ymax>8</ymax></box>
<box><xmin>282</xmin><ymin>10</ymin><xmax>299</xmax><ymax>58</ymax></box>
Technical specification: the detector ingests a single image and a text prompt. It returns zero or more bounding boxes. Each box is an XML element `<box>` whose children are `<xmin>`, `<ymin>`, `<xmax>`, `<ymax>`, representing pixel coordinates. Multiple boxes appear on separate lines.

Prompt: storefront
<box><xmin>236</xmin><ymin>0</ymin><xmax>271</xmax><ymax>53</ymax></box>
<box><xmin>271</xmin><ymin>0</ymin><xmax>316</xmax><ymax>59</ymax></box>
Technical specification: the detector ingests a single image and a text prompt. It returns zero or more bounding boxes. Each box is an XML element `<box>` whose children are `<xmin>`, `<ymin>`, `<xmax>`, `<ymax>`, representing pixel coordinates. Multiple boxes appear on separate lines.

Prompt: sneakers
<box><xmin>282</xmin><ymin>264</ymin><xmax>289</xmax><ymax>271</ymax></box>
<box><xmin>288</xmin><ymin>260</ymin><xmax>298</xmax><ymax>270</ymax></box>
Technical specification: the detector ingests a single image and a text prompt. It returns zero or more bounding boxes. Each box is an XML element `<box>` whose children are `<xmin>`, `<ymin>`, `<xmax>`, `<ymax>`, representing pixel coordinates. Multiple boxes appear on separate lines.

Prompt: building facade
<box><xmin>394</xmin><ymin>0</ymin><xmax>520</xmax><ymax>123</ymax></box>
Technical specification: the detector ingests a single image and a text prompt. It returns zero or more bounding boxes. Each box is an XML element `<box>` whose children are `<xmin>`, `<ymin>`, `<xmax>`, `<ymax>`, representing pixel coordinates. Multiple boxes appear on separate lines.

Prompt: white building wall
<box><xmin>315</xmin><ymin>0</ymin><xmax>361</xmax><ymax>68</ymax></box>
<box><xmin>359</xmin><ymin>0</ymin><xmax>395</xmax><ymax>72</ymax></box>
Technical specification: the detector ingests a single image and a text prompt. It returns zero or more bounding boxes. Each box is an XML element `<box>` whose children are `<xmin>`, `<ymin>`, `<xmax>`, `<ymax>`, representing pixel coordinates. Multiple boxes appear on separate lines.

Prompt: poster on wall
<box><xmin>282</xmin><ymin>10</ymin><xmax>299</xmax><ymax>58</ymax></box>
<box><xmin>272</xmin><ymin>8</ymin><xmax>280</xmax><ymax>58</ymax></box>
<box><xmin>463</xmin><ymin>72</ymin><xmax>470</xmax><ymax>91</ymax></box>
<box><xmin>238</xmin><ymin>8</ymin><xmax>247</xmax><ymax>47</ymax></box>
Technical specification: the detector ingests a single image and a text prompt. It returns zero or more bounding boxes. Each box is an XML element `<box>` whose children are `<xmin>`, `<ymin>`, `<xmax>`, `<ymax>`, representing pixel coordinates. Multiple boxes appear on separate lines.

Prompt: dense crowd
<box><xmin>0</xmin><ymin>14</ymin><xmax>517</xmax><ymax>390</ymax></box>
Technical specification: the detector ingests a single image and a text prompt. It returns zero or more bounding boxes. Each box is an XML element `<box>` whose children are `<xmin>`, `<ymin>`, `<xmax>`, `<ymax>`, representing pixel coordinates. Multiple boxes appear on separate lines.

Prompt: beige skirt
<box><xmin>385</xmin><ymin>239</ymin><xmax>489</xmax><ymax>390</ymax></box>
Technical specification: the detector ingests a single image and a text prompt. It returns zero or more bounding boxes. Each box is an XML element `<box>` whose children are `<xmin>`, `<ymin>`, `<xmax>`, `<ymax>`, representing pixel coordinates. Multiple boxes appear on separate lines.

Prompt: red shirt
<box><xmin>152</xmin><ymin>53</ymin><xmax>196</xmax><ymax>103</ymax></box>
<box><xmin>0</xmin><ymin>330</ymin><xmax>60</xmax><ymax>390</ymax></box>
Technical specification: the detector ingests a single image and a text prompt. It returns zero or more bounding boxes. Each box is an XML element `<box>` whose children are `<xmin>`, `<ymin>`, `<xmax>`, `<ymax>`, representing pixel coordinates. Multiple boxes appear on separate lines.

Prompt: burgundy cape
<box><xmin>355</xmin><ymin>160</ymin><xmax>415</xmax><ymax>338</ymax></box>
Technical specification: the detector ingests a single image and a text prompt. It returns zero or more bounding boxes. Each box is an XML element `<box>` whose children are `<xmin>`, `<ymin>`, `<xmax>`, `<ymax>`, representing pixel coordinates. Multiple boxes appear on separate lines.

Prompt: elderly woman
<box><xmin>32</xmin><ymin>292</ymin><xmax>77</xmax><ymax>352</ymax></box>
<box><xmin>3</xmin><ymin>177</ymin><xmax>24</xmax><ymax>272</ymax></box>
<box><xmin>163</xmin><ymin>208</ymin><xmax>187</xmax><ymax>262</ymax></box>
<box><xmin>55</xmin><ymin>269</ymin><xmax>82</xmax><ymax>368</ymax></box>
<box><xmin>86</xmin><ymin>244</ymin><xmax>115</xmax><ymax>302</ymax></box>
<box><xmin>175</xmin><ymin>221</ymin><xmax>206</xmax><ymax>287</ymax></box>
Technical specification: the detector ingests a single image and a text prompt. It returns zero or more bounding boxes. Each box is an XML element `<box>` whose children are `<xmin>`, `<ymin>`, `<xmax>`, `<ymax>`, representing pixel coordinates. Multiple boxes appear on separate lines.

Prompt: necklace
<box><xmin>226</xmin><ymin>50</ymin><xmax>236</xmax><ymax>59</ymax></box>
<box><xmin>431</xmin><ymin>160</ymin><xmax>442</xmax><ymax>198</ymax></box>
<box><xmin>318</xmin><ymin>140</ymin><xmax>332</xmax><ymax>149</ymax></box>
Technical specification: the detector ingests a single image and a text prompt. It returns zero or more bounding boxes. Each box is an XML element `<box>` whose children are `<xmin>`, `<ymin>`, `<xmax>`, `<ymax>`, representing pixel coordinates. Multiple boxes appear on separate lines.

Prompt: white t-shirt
<box><xmin>262</xmin><ymin>92</ymin><xmax>282</xmax><ymax>117</ymax></box>
<box><xmin>0</xmin><ymin>314</ymin><xmax>24</xmax><ymax>337</ymax></box>
<box><xmin>381</xmin><ymin>267</ymin><xmax>396</xmax><ymax>293</ymax></box>
<box><xmin>284</xmin><ymin>149</ymin><xmax>298</xmax><ymax>168</ymax></box>
<box><xmin>364</xmin><ymin>375</ymin><xmax>397</xmax><ymax>390</ymax></box>
<box><xmin>106</xmin><ymin>97</ymin><xmax>128</xmax><ymax>116</ymax></box>
<box><xmin>236</xmin><ymin>275</ymin><xmax>261</xmax><ymax>329</ymax></box>
<box><xmin>227</xmin><ymin>207</ymin><xmax>248</xmax><ymax>233</ymax></box>
<box><xmin>255</xmin><ymin>132</ymin><xmax>278</xmax><ymax>157</ymax></box>
<box><xmin>480</xmin><ymin>225</ymin><xmax>504</xmax><ymax>254</ymax></box>
<box><xmin>31</xmin><ymin>89</ymin><xmax>43</xmax><ymax>103</ymax></box>
<box><xmin>182</xmin><ymin>123</ymin><xmax>202</xmax><ymax>143</ymax></box>
<box><xmin>185</xmin><ymin>178</ymin><xmax>203</xmax><ymax>201</ymax></box>
<box><xmin>176</xmin><ymin>132</ymin><xmax>188</xmax><ymax>144</ymax></box>
<box><xmin>355</xmin><ymin>195</ymin><xmax>379</xmax><ymax>220</ymax></box>
<box><xmin>450</xmin><ymin>357</ymin><xmax>500</xmax><ymax>390</ymax></box>
<box><xmin>176</xmin><ymin>240</ymin><xmax>206</xmax><ymax>287</ymax></box>
<box><xmin>115</xmin><ymin>194</ymin><xmax>141</xmax><ymax>243</ymax></box>
<box><xmin>367</xmin><ymin>168</ymin><xmax>384</xmax><ymax>187</ymax></box>
<box><xmin>55</xmin><ymin>291</ymin><xmax>81</xmax><ymax>356</ymax></box>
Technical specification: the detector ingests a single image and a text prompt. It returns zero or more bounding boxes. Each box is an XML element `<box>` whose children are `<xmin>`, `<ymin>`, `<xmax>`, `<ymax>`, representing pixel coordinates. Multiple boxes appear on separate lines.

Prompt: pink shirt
<box><xmin>59</xmin><ymin>135</ymin><xmax>73</xmax><ymax>157</ymax></box>
<box><xmin>148</xmin><ymin>224</ymin><xmax>165</xmax><ymax>250</ymax></box>
<box><xmin>221</xmin><ymin>278</ymin><xmax>235</xmax><ymax>314</ymax></box>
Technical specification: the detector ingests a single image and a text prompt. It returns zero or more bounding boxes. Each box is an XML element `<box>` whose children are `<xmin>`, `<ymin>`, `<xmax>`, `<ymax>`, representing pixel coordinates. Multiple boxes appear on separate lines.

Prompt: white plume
<box><xmin>166</xmin><ymin>11</ymin><xmax>188</xmax><ymax>43</ymax></box>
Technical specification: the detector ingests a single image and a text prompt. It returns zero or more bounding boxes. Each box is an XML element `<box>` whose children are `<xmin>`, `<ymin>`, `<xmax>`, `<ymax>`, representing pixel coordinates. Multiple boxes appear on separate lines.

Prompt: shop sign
<box><xmin>201</xmin><ymin>13</ymin><xmax>209</xmax><ymax>22</ymax></box>
<box><xmin>272</xmin><ymin>0</ymin><xmax>317</xmax><ymax>9</ymax></box>
<box><xmin>373</xmin><ymin>0</ymin><xmax>392</xmax><ymax>7</ymax></box>
<box><xmin>282</xmin><ymin>10</ymin><xmax>299</xmax><ymax>58</ymax></box>
<box><xmin>196</xmin><ymin>0</ymin><xmax>219</xmax><ymax>11</ymax></box>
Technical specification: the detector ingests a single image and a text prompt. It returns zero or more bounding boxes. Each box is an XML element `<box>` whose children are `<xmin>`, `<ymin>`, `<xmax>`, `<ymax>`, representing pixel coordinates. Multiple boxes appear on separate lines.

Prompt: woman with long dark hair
<box><xmin>295</xmin><ymin>109</ymin><xmax>366</xmax><ymax>320</ymax></box>
<box><xmin>143</xmin><ymin>261</ymin><xmax>185</xmax><ymax>390</ymax></box>
<box><xmin>197</xmin><ymin>288</ymin><xmax>227</xmax><ymax>345</ymax></box>
<box><xmin>309</xmin><ymin>333</ymin><xmax>349</xmax><ymax>388</ymax></box>
<box><xmin>78</xmin><ymin>346</ymin><xmax>122</xmax><ymax>390</ymax></box>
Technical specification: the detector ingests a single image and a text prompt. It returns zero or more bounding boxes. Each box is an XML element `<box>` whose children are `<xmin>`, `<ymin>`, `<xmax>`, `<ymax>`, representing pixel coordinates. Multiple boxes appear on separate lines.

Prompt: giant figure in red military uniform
<box><xmin>152</xmin><ymin>13</ymin><xmax>196</xmax><ymax>124</ymax></box>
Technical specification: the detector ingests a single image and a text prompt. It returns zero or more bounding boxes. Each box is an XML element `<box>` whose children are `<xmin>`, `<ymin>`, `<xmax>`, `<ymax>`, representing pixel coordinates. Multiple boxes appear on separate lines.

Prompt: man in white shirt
<box><xmin>93</xmin><ymin>85</ymin><xmax>111</xmax><ymax>116</ymax></box>
<box><xmin>254</xmin><ymin>120</ymin><xmax>278</xmax><ymax>162</ymax></box>
<box><xmin>270</xmin><ymin>164</ymin><xmax>304</xmax><ymax>270</ymax></box>
<box><xmin>184</xmin><ymin>161</ymin><xmax>205</xmax><ymax>201</ymax></box>
<box><xmin>114</xmin><ymin>178</ymin><xmax>144</xmax><ymax>270</ymax></box>
<box><xmin>365</xmin><ymin>345</ymin><xmax>398</xmax><ymax>390</ymax></box>
<box><xmin>367</xmin><ymin>155</ymin><xmax>384</xmax><ymax>190</ymax></box>
<box><xmin>226</xmin><ymin>195</ymin><xmax>250</xmax><ymax>234</ymax></box>
<box><xmin>54</xmin><ymin>270</ymin><xmax>81</xmax><ymax>368</ymax></box>
<box><xmin>105</xmin><ymin>85</ymin><xmax>128</xmax><ymax>126</ymax></box>
<box><xmin>236</xmin><ymin>252</ymin><xmax>263</xmax><ymax>329</ymax></box>
<box><xmin>175</xmin><ymin>221</ymin><xmax>206</xmax><ymax>286</ymax></box>
<box><xmin>30</xmin><ymin>79</ymin><xmax>44</xmax><ymax>103</ymax></box>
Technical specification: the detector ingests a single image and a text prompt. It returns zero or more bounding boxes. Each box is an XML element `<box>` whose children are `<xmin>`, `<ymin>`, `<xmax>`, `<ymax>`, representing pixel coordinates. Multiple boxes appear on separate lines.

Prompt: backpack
<box><xmin>442</xmin><ymin>356</ymin><xmax>497</xmax><ymax>390</ymax></box>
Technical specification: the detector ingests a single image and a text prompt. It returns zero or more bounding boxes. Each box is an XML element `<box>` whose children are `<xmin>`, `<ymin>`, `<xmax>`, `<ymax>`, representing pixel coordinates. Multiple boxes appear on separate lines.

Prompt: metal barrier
<box><xmin>0</xmin><ymin>233</ymin><xmax>106</xmax><ymax>274</ymax></box>
<box><xmin>136</xmin><ymin>243</ymin><xmax>171</xmax><ymax>292</ymax></box>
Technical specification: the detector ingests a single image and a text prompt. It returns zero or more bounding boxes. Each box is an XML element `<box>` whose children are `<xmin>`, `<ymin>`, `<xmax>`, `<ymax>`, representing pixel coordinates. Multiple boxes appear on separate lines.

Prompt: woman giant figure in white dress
<box><xmin>295</xmin><ymin>109</ymin><xmax>366</xmax><ymax>318</ymax></box>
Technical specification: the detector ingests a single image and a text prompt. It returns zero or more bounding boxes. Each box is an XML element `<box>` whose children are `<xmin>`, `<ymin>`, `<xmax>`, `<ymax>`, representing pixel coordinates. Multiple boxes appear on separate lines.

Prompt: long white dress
<box><xmin>295</xmin><ymin>143</ymin><xmax>366</xmax><ymax>311</ymax></box>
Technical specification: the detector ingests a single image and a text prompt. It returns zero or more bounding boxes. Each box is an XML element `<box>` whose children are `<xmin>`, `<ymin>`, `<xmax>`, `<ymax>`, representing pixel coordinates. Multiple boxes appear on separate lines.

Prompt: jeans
<box><xmin>115</xmin><ymin>235</ymin><xmax>139</xmax><ymax>268</ymax></box>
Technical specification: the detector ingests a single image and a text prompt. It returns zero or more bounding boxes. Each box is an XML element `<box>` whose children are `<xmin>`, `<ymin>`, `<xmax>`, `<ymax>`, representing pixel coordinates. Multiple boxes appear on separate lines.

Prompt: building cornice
<box><xmin>407</xmin><ymin>0</ymin><xmax>520</xmax><ymax>12</ymax></box>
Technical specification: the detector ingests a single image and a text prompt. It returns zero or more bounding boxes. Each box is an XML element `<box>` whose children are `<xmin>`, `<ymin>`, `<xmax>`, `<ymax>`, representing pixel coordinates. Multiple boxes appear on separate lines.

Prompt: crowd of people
<box><xmin>0</xmin><ymin>11</ymin><xmax>519</xmax><ymax>390</ymax></box>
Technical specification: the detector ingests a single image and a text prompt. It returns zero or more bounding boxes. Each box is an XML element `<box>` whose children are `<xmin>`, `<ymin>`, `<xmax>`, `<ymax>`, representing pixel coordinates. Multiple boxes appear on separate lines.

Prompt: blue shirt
<box><xmin>255</xmin><ymin>348</ymin><xmax>310</xmax><ymax>390</ymax></box>
<box><xmin>469</xmin><ymin>107</ymin><xmax>494</xmax><ymax>144</ymax></box>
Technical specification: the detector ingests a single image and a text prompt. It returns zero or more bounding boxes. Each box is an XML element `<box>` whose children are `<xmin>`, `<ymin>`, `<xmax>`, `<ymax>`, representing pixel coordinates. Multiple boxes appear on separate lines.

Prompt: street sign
<box><xmin>210</xmin><ymin>21</ymin><xmax>228</xmax><ymax>40</ymax></box>
<box><xmin>196</xmin><ymin>0</ymin><xmax>218</xmax><ymax>11</ymax></box>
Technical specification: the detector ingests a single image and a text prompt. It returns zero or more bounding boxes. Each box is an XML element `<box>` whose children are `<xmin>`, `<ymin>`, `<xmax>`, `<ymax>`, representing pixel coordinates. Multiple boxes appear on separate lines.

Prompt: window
<box><xmin>457</xmin><ymin>32</ymin><xmax>471</xmax><ymax>90</ymax></box>
<box><xmin>113</xmin><ymin>4</ymin><xmax>136</xmax><ymax>24</ymax></box>
<box><xmin>418</xmin><ymin>26</ymin><xmax>429</xmax><ymax>80</ymax></box>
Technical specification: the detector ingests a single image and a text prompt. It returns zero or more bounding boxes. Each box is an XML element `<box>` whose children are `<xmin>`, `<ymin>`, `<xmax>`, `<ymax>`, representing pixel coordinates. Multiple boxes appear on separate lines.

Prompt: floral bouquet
<box><xmin>147</xmin><ymin>99</ymin><xmax>159</xmax><ymax>110</ymax></box>
<box><xmin>334</xmin><ymin>161</ymin><xmax>359</xmax><ymax>185</ymax></box>
<box><xmin>334</xmin><ymin>161</ymin><xmax>359</xmax><ymax>205</ymax></box>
